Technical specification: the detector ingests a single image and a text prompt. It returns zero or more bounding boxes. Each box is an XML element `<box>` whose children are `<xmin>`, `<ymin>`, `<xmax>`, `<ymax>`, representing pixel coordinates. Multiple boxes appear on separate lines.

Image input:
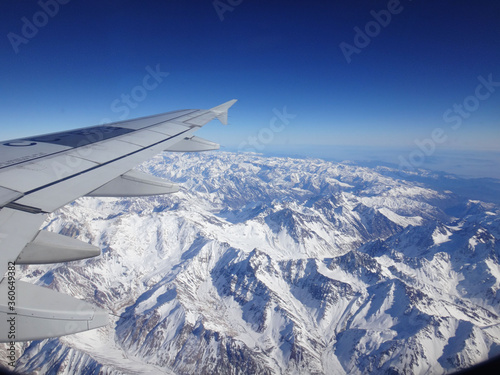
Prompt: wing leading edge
<box><xmin>0</xmin><ymin>99</ymin><xmax>236</xmax><ymax>342</ymax></box>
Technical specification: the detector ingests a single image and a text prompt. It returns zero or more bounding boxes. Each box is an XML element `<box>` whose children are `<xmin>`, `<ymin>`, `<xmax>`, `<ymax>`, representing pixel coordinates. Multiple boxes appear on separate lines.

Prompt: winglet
<box><xmin>209</xmin><ymin>99</ymin><xmax>237</xmax><ymax>125</ymax></box>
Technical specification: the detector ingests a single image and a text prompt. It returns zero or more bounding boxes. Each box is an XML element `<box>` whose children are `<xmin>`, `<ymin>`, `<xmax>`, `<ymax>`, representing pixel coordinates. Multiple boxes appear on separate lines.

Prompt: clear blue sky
<box><xmin>1</xmin><ymin>1</ymin><xmax>499</xmax><ymax>175</ymax></box>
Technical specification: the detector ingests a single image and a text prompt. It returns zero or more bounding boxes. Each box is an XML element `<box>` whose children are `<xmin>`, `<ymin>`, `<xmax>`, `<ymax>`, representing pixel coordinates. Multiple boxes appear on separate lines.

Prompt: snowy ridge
<box><xmin>2</xmin><ymin>151</ymin><xmax>499</xmax><ymax>374</ymax></box>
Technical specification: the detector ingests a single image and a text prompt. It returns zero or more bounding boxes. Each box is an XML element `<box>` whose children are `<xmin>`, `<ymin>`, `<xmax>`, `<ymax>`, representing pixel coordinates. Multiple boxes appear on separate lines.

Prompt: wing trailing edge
<box><xmin>166</xmin><ymin>136</ymin><xmax>219</xmax><ymax>152</ymax></box>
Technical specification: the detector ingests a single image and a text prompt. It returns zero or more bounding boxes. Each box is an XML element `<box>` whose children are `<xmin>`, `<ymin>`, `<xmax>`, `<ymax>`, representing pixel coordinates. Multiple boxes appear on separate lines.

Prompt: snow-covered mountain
<box><xmin>2</xmin><ymin>151</ymin><xmax>500</xmax><ymax>374</ymax></box>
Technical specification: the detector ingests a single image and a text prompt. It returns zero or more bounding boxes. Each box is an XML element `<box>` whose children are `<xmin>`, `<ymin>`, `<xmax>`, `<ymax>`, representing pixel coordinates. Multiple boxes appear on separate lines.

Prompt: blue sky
<box><xmin>1</xmin><ymin>1</ymin><xmax>499</xmax><ymax>177</ymax></box>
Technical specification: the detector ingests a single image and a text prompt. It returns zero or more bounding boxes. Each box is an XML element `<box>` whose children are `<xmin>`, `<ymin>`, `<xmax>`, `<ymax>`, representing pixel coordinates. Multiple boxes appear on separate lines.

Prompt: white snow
<box><xmin>5</xmin><ymin>151</ymin><xmax>500</xmax><ymax>375</ymax></box>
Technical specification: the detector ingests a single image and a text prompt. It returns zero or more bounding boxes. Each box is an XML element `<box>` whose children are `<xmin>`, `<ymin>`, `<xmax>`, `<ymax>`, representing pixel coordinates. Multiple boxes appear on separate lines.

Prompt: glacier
<box><xmin>1</xmin><ymin>151</ymin><xmax>499</xmax><ymax>374</ymax></box>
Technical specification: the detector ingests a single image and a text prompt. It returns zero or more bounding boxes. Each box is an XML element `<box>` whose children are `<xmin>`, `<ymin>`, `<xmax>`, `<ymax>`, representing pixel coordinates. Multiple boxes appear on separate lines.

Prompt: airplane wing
<box><xmin>0</xmin><ymin>99</ymin><xmax>236</xmax><ymax>342</ymax></box>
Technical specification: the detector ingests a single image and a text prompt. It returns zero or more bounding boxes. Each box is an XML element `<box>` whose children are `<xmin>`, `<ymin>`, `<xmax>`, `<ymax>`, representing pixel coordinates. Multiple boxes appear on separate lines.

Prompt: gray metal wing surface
<box><xmin>0</xmin><ymin>99</ymin><xmax>236</xmax><ymax>342</ymax></box>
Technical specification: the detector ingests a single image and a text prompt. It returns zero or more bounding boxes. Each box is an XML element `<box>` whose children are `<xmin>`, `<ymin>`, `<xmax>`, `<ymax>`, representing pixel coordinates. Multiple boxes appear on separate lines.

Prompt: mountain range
<box><xmin>1</xmin><ymin>151</ymin><xmax>499</xmax><ymax>374</ymax></box>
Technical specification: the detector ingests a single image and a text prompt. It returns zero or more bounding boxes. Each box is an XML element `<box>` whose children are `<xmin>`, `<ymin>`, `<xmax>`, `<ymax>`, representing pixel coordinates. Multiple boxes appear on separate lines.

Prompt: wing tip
<box><xmin>210</xmin><ymin>99</ymin><xmax>237</xmax><ymax>125</ymax></box>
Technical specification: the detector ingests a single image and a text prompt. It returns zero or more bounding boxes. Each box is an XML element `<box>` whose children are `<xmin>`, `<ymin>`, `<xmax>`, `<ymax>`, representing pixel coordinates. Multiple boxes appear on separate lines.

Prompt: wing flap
<box><xmin>0</xmin><ymin>281</ymin><xmax>108</xmax><ymax>342</ymax></box>
<box><xmin>0</xmin><ymin>187</ymin><xmax>23</xmax><ymax>207</ymax></box>
<box><xmin>0</xmin><ymin>208</ymin><xmax>48</xmax><ymax>265</ymax></box>
<box><xmin>166</xmin><ymin>136</ymin><xmax>220</xmax><ymax>152</ymax></box>
<box><xmin>88</xmin><ymin>170</ymin><xmax>179</xmax><ymax>197</ymax></box>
